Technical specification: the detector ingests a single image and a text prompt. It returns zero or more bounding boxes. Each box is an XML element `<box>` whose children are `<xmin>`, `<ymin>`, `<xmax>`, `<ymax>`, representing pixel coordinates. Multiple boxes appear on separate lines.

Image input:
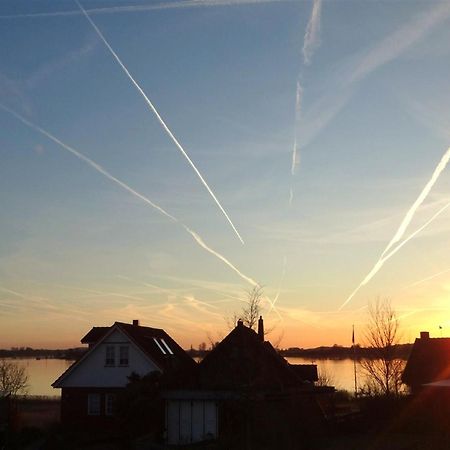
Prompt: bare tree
<box><xmin>0</xmin><ymin>359</ymin><xmax>28</xmax><ymax>397</ymax></box>
<box><xmin>359</xmin><ymin>298</ymin><xmax>404</xmax><ymax>396</ymax></box>
<box><xmin>227</xmin><ymin>286</ymin><xmax>263</xmax><ymax>331</ymax></box>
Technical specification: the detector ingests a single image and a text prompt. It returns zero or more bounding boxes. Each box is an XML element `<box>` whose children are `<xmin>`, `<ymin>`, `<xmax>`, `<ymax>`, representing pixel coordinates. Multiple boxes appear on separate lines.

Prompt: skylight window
<box><xmin>153</xmin><ymin>337</ymin><xmax>166</xmax><ymax>354</ymax></box>
<box><xmin>161</xmin><ymin>338</ymin><xmax>174</xmax><ymax>355</ymax></box>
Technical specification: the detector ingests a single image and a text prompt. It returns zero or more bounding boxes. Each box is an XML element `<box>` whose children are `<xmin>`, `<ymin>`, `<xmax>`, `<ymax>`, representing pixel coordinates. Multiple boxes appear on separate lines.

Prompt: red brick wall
<box><xmin>61</xmin><ymin>387</ymin><xmax>123</xmax><ymax>428</ymax></box>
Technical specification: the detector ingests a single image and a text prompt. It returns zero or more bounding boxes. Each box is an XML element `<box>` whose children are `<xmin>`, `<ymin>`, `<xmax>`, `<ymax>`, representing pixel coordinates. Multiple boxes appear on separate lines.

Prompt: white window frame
<box><xmin>87</xmin><ymin>393</ymin><xmax>101</xmax><ymax>416</ymax></box>
<box><xmin>105</xmin><ymin>345</ymin><xmax>115</xmax><ymax>366</ymax></box>
<box><xmin>119</xmin><ymin>345</ymin><xmax>129</xmax><ymax>366</ymax></box>
<box><xmin>105</xmin><ymin>393</ymin><xmax>116</xmax><ymax>416</ymax></box>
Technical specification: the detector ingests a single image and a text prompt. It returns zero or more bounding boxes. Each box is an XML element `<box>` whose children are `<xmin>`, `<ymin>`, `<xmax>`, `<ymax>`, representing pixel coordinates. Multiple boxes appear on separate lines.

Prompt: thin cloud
<box><xmin>76</xmin><ymin>0</ymin><xmax>244</xmax><ymax>244</ymax></box>
<box><xmin>350</xmin><ymin>2</ymin><xmax>450</xmax><ymax>84</ymax></box>
<box><xmin>302</xmin><ymin>0</ymin><xmax>322</xmax><ymax>65</ymax></box>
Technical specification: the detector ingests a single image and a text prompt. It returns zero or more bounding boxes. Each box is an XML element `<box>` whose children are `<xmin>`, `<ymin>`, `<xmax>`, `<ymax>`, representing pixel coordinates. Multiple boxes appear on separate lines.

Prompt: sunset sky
<box><xmin>2</xmin><ymin>0</ymin><xmax>450</xmax><ymax>349</ymax></box>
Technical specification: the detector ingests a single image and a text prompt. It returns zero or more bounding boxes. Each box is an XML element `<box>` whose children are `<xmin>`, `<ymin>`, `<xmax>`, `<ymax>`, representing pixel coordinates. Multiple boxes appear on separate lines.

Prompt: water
<box><xmin>8</xmin><ymin>357</ymin><xmax>360</xmax><ymax>396</ymax></box>
<box><xmin>7</xmin><ymin>358</ymin><xmax>75</xmax><ymax>397</ymax></box>
<box><xmin>285</xmin><ymin>357</ymin><xmax>357</xmax><ymax>392</ymax></box>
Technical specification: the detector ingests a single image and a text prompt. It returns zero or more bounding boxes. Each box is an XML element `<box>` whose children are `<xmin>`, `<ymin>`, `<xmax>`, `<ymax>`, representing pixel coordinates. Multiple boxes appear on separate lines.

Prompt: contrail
<box><xmin>291</xmin><ymin>82</ymin><xmax>303</xmax><ymax>176</ymax></box>
<box><xmin>269</xmin><ymin>255</ymin><xmax>287</xmax><ymax>313</ymax></box>
<box><xmin>76</xmin><ymin>0</ymin><xmax>244</xmax><ymax>245</ymax></box>
<box><xmin>0</xmin><ymin>103</ymin><xmax>176</xmax><ymax>222</ymax></box>
<box><xmin>340</xmin><ymin>199</ymin><xmax>450</xmax><ymax>310</ymax></box>
<box><xmin>0</xmin><ymin>104</ymin><xmax>257</xmax><ymax>286</ymax></box>
<box><xmin>302</xmin><ymin>0</ymin><xmax>322</xmax><ymax>66</ymax></box>
<box><xmin>0</xmin><ymin>0</ymin><xmax>292</xmax><ymax>19</ymax></box>
<box><xmin>380</xmin><ymin>147</ymin><xmax>450</xmax><ymax>258</ymax></box>
<box><xmin>290</xmin><ymin>0</ymin><xmax>321</xmax><ymax>204</ymax></box>
<box><xmin>401</xmin><ymin>268</ymin><xmax>450</xmax><ymax>291</ymax></box>
<box><xmin>182</xmin><ymin>225</ymin><xmax>258</xmax><ymax>286</ymax></box>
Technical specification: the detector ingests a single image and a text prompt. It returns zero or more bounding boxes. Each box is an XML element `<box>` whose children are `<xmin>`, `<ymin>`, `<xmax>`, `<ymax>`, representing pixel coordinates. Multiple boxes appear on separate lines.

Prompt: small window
<box><xmin>161</xmin><ymin>338</ymin><xmax>174</xmax><ymax>355</ymax></box>
<box><xmin>105</xmin><ymin>345</ymin><xmax>115</xmax><ymax>366</ymax></box>
<box><xmin>153</xmin><ymin>337</ymin><xmax>167</xmax><ymax>354</ymax></box>
<box><xmin>88</xmin><ymin>394</ymin><xmax>101</xmax><ymax>416</ymax></box>
<box><xmin>105</xmin><ymin>394</ymin><xmax>116</xmax><ymax>416</ymax></box>
<box><xmin>119</xmin><ymin>346</ymin><xmax>129</xmax><ymax>366</ymax></box>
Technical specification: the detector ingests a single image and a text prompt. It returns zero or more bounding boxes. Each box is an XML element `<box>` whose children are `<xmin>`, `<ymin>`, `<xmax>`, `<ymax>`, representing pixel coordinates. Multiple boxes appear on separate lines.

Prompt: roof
<box><xmin>195</xmin><ymin>322</ymin><xmax>309</xmax><ymax>390</ymax></box>
<box><xmin>80</xmin><ymin>327</ymin><xmax>109</xmax><ymax>344</ymax></box>
<box><xmin>53</xmin><ymin>321</ymin><xmax>195</xmax><ymax>387</ymax></box>
<box><xmin>402</xmin><ymin>336</ymin><xmax>450</xmax><ymax>387</ymax></box>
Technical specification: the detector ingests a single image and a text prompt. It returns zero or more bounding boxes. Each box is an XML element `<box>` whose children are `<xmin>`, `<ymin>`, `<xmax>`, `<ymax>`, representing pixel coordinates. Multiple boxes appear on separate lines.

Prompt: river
<box><xmin>8</xmin><ymin>356</ymin><xmax>361</xmax><ymax>396</ymax></box>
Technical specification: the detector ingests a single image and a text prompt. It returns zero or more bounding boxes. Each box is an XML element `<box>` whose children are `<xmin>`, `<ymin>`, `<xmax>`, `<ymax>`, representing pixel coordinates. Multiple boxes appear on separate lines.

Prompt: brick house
<box><xmin>52</xmin><ymin>320</ymin><xmax>195</xmax><ymax>427</ymax></box>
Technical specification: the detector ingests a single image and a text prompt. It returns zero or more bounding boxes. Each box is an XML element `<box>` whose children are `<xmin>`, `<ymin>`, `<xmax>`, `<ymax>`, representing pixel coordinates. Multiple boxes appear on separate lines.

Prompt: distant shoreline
<box><xmin>1</xmin><ymin>342</ymin><xmax>414</xmax><ymax>361</ymax></box>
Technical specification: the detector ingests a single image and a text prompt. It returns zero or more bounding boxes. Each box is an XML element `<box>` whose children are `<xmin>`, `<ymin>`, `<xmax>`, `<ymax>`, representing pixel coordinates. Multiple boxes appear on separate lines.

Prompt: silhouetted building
<box><xmin>402</xmin><ymin>331</ymin><xmax>450</xmax><ymax>393</ymax></box>
<box><xmin>163</xmin><ymin>318</ymin><xmax>327</xmax><ymax>447</ymax></box>
<box><xmin>52</xmin><ymin>320</ymin><xmax>195</xmax><ymax>427</ymax></box>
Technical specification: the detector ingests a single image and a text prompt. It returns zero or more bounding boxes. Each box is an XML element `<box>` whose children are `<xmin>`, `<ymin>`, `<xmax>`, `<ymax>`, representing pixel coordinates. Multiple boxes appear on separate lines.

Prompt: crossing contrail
<box><xmin>0</xmin><ymin>104</ymin><xmax>257</xmax><ymax>286</ymax></box>
<box><xmin>76</xmin><ymin>0</ymin><xmax>244</xmax><ymax>245</ymax></box>
<box><xmin>380</xmin><ymin>147</ymin><xmax>450</xmax><ymax>259</ymax></box>
<box><xmin>340</xmin><ymin>199</ymin><xmax>450</xmax><ymax>310</ymax></box>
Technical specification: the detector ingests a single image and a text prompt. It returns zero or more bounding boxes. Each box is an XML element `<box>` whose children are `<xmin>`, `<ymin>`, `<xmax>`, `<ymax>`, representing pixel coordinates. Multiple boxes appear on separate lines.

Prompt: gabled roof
<box><xmin>53</xmin><ymin>321</ymin><xmax>195</xmax><ymax>387</ymax></box>
<box><xmin>402</xmin><ymin>335</ymin><xmax>450</xmax><ymax>387</ymax></box>
<box><xmin>80</xmin><ymin>327</ymin><xmax>109</xmax><ymax>344</ymax></box>
<box><xmin>196</xmin><ymin>321</ymin><xmax>305</xmax><ymax>390</ymax></box>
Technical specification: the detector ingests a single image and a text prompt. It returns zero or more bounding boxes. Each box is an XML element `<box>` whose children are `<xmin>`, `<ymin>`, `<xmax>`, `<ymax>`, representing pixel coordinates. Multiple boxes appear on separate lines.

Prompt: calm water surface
<box><xmin>11</xmin><ymin>358</ymin><xmax>75</xmax><ymax>397</ymax></box>
<box><xmin>11</xmin><ymin>357</ymin><xmax>359</xmax><ymax>396</ymax></box>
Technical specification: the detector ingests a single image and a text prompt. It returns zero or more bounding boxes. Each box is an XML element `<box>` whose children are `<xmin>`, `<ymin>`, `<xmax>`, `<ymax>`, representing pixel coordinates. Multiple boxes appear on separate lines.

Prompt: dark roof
<box><xmin>402</xmin><ymin>336</ymin><xmax>450</xmax><ymax>387</ymax></box>
<box><xmin>196</xmin><ymin>322</ymin><xmax>307</xmax><ymax>390</ymax></box>
<box><xmin>289</xmin><ymin>364</ymin><xmax>318</xmax><ymax>382</ymax></box>
<box><xmin>115</xmin><ymin>322</ymin><xmax>195</xmax><ymax>372</ymax></box>
<box><xmin>80</xmin><ymin>327</ymin><xmax>109</xmax><ymax>344</ymax></box>
<box><xmin>53</xmin><ymin>322</ymin><xmax>195</xmax><ymax>387</ymax></box>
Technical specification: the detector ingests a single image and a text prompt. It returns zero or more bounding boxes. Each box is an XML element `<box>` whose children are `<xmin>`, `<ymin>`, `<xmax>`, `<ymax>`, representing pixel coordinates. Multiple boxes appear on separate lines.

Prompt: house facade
<box><xmin>52</xmin><ymin>320</ymin><xmax>195</xmax><ymax>426</ymax></box>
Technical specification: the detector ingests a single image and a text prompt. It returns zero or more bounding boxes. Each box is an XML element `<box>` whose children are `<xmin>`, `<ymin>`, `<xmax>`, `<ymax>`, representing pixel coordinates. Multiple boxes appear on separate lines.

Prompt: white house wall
<box><xmin>57</xmin><ymin>327</ymin><xmax>160</xmax><ymax>387</ymax></box>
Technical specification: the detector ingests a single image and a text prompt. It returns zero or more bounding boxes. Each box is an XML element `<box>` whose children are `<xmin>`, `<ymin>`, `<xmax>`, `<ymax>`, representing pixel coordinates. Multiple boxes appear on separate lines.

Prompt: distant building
<box><xmin>402</xmin><ymin>331</ymin><xmax>450</xmax><ymax>393</ymax></box>
<box><xmin>52</xmin><ymin>320</ymin><xmax>195</xmax><ymax>427</ymax></box>
<box><xmin>163</xmin><ymin>317</ymin><xmax>329</xmax><ymax>447</ymax></box>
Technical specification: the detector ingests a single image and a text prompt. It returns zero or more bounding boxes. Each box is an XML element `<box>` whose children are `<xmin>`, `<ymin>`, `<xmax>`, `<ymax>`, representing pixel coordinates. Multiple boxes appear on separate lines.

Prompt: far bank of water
<box><xmin>10</xmin><ymin>357</ymin><xmax>373</xmax><ymax>396</ymax></box>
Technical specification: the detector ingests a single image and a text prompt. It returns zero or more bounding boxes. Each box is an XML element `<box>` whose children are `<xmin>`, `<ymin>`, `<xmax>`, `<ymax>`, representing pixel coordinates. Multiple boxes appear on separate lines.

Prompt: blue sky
<box><xmin>2</xmin><ymin>0</ymin><xmax>450</xmax><ymax>348</ymax></box>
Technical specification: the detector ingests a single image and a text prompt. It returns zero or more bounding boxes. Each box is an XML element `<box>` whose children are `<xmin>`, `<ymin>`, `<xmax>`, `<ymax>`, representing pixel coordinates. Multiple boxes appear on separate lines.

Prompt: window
<box><xmin>153</xmin><ymin>337</ymin><xmax>167</xmax><ymax>354</ymax></box>
<box><xmin>119</xmin><ymin>346</ymin><xmax>129</xmax><ymax>366</ymax></box>
<box><xmin>87</xmin><ymin>394</ymin><xmax>101</xmax><ymax>416</ymax></box>
<box><xmin>161</xmin><ymin>338</ymin><xmax>174</xmax><ymax>355</ymax></box>
<box><xmin>105</xmin><ymin>394</ymin><xmax>116</xmax><ymax>416</ymax></box>
<box><xmin>105</xmin><ymin>345</ymin><xmax>115</xmax><ymax>366</ymax></box>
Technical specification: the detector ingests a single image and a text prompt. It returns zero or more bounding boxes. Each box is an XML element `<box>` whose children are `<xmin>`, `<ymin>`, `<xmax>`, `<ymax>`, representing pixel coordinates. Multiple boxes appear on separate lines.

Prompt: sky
<box><xmin>1</xmin><ymin>0</ymin><xmax>450</xmax><ymax>349</ymax></box>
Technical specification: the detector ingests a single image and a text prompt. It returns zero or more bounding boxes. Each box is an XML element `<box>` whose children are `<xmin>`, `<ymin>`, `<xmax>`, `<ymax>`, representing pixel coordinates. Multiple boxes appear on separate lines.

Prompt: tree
<box><xmin>228</xmin><ymin>286</ymin><xmax>263</xmax><ymax>331</ymax></box>
<box><xmin>0</xmin><ymin>359</ymin><xmax>28</xmax><ymax>397</ymax></box>
<box><xmin>359</xmin><ymin>298</ymin><xmax>404</xmax><ymax>396</ymax></box>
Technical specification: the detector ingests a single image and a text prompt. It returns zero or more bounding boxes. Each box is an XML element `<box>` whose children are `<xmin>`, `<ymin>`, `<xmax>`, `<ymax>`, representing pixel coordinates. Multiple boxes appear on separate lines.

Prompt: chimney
<box><xmin>237</xmin><ymin>319</ymin><xmax>244</xmax><ymax>328</ymax></box>
<box><xmin>132</xmin><ymin>319</ymin><xmax>139</xmax><ymax>326</ymax></box>
<box><xmin>258</xmin><ymin>316</ymin><xmax>264</xmax><ymax>341</ymax></box>
<box><xmin>420</xmin><ymin>331</ymin><xmax>429</xmax><ymax>339</ymax></box>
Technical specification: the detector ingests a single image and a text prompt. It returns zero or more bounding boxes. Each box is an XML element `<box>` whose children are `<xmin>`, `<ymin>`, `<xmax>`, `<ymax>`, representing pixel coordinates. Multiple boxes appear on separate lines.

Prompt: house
<box><xmin>163</xmin><ymin>317</ymin><xmax>327</xmax><ymax>448</ymax></box>
<box><xmin>402</xmin><ymin>331</ymin><xmax>450</xmax><ymax>393</ymax></box>
<box><xmin>52</xmin><ymin>320</ymin><xmax>195</xmax><ymax>427</ymax></box>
